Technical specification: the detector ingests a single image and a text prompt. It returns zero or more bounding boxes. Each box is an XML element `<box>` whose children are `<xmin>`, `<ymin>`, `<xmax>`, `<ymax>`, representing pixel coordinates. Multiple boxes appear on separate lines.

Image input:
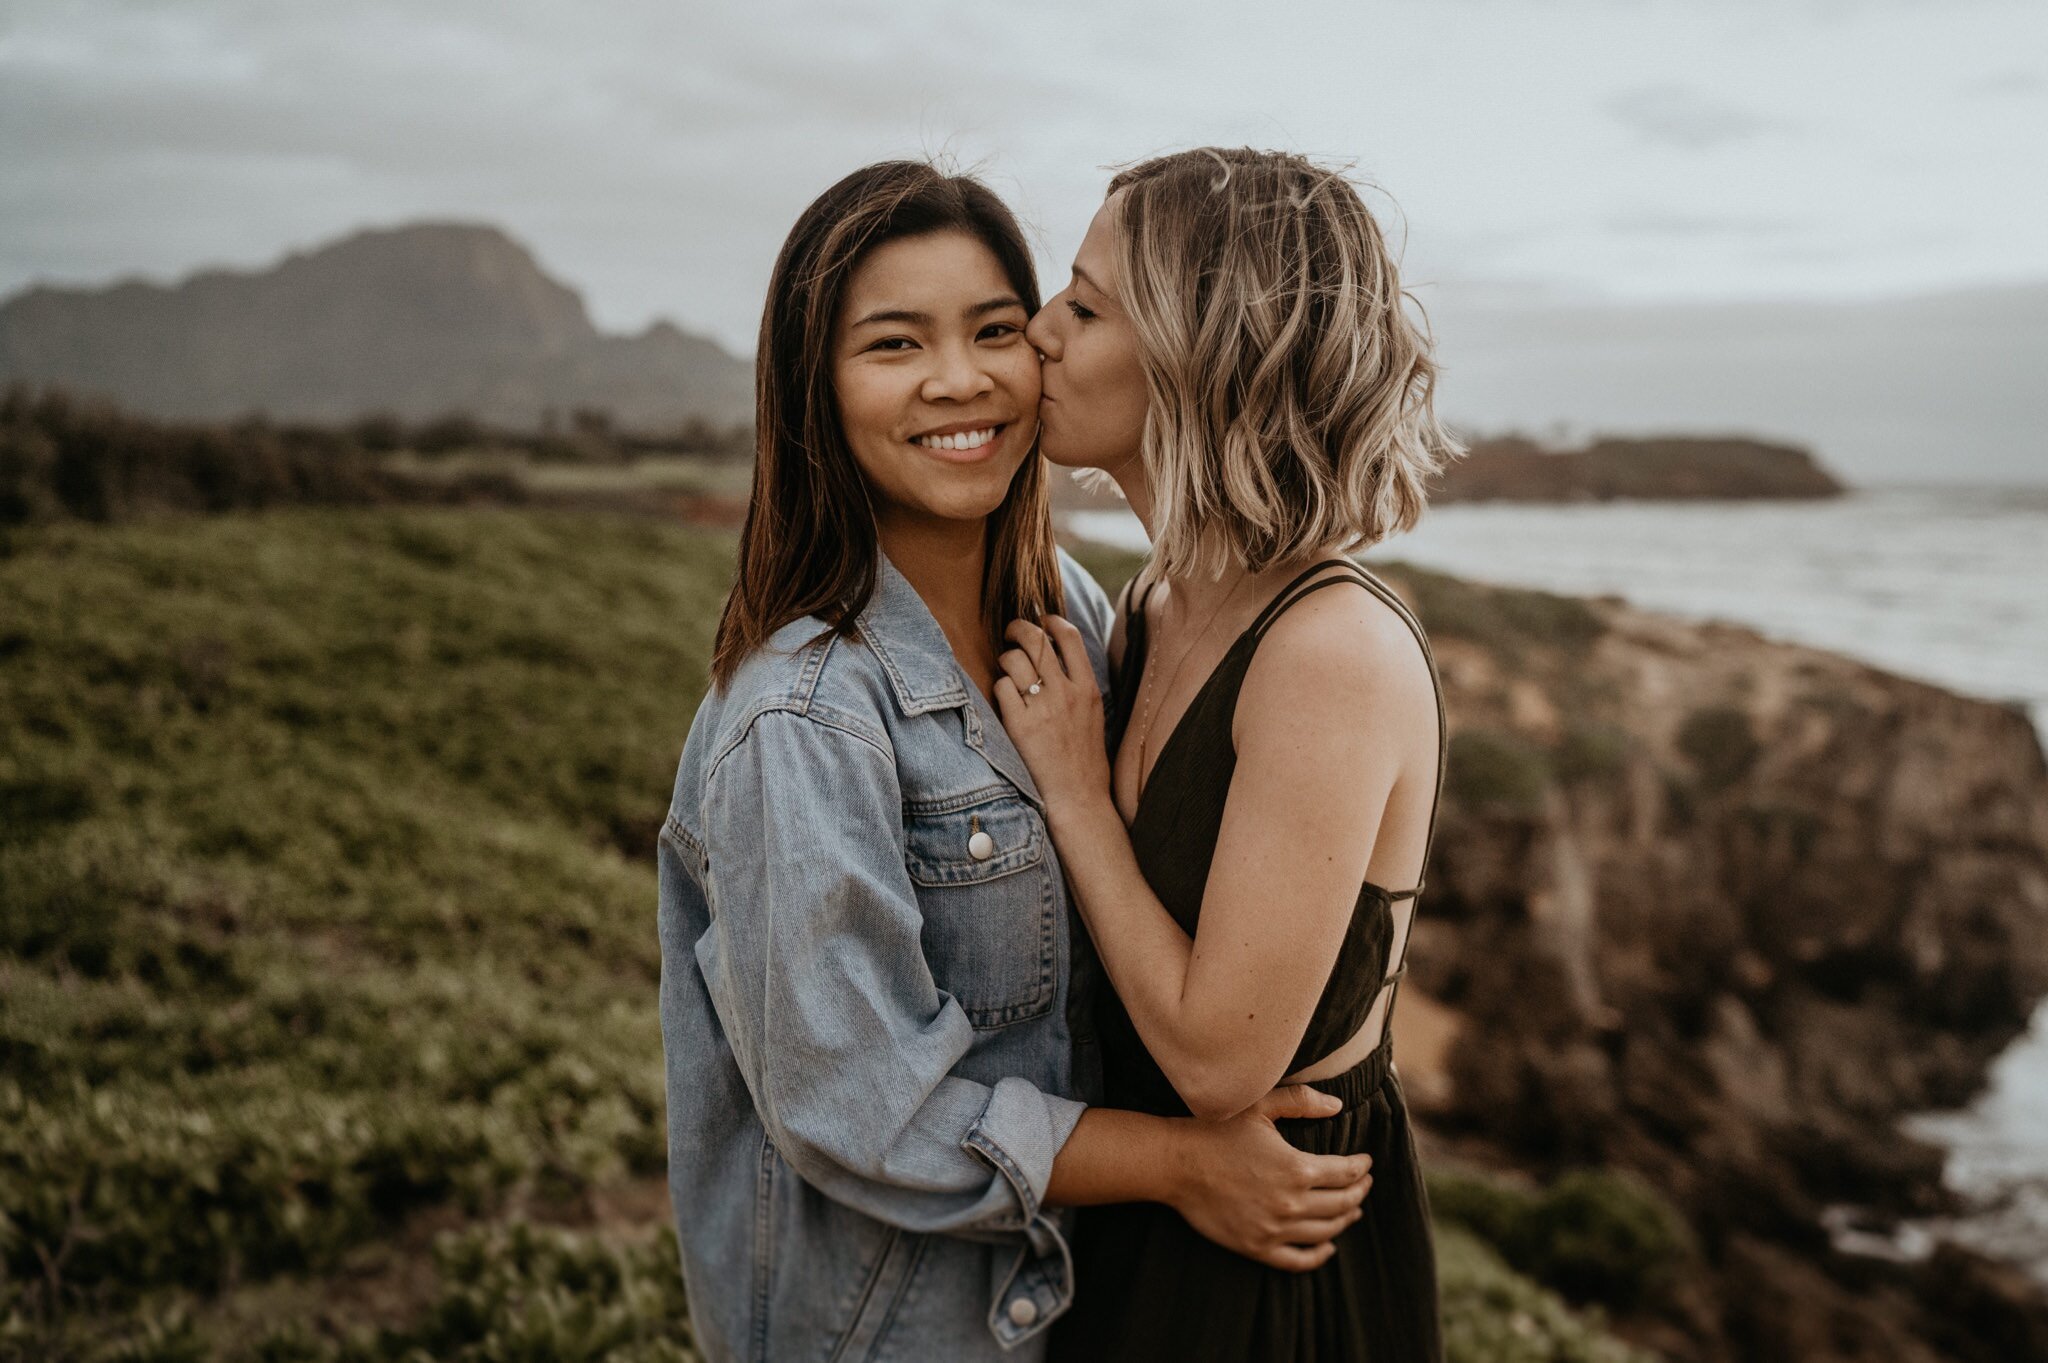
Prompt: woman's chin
<box><xmin>1035</xmin><ymin>439</ymin><xmax>1086</xmax><ymax>470</ymax></box>
<box><xmin>925</xmin><ymin>482</ymin><xmax>1019</xmax><ymax>525</ymax></box>
<box><xmin>1041</xmin><ymin>444</ymin><xmax>1114</xmax><ymax>475</ymax></box>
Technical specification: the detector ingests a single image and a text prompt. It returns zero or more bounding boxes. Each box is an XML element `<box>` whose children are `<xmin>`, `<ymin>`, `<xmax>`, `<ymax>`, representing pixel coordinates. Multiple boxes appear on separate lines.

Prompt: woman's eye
<box><xmin>867</xmin><ymin>337</ymin><xmax>917</xmax><ymax>353</ymax></box>
<box><xmin>1066</xmin><ymin>299</ymin><xmax>1097</xmax><ymax>322</ymax></box>
<box><xmin>978</xmin><ymin>322</ymin><xmax>1022</xmax><ymax>341</ymax></box>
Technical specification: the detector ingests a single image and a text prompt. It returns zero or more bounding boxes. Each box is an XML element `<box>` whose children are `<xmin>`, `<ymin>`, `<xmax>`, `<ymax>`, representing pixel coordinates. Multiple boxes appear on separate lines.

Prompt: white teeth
<box><xmin>916</xmin><ymin>427</ymin><xmax>997</xmax><ymax>451</ymax></box>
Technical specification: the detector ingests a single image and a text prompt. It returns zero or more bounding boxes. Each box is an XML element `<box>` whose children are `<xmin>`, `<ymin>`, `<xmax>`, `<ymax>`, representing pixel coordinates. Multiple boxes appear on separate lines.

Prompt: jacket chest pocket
<box><xmin>903</xmin><ymin>793</ymin><xmax>1057</xmax><ymax>1030</ymax></box>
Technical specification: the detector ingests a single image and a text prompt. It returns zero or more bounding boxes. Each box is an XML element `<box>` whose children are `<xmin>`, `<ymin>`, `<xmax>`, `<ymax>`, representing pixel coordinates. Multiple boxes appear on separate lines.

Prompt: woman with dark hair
<box><xmin>996</xmin><ymin>148</ymin><xmax>1459</xmax><ymax>1360</ymax></box>
<box><xmin>657</xmin><ymin>161</ymin><xmax>1377</xmax><ymax>1363</ymax></box>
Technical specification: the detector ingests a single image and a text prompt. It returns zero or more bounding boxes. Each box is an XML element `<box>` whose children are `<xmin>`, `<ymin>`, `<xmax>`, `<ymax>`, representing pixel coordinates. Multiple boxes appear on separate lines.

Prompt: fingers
<box><xmin>992</xmin><ymin>675</ymin><xmax>1023</xmax><ymax>720</ymax></box>
<box><xmin>1295</xmin><ymin>1183</ymin><xmax>1371</xmax><ymax>1220</ymax></box>
<box><xmin>1255</xmin><ymin>1084</ymin><xmax>1344</xmax><ymax>1122</ymax></box>
<box><xmin>1294</xmin><ymin>1146</ymin><xmax>1376</xmax><ymax>1186</ymax></box>
<box><xmin>1258</xmin><ymin>1240</ymin><xmax>1339</xmax><ymax>1274</ymax></box>
<box><xmin>1003</xmin><ymin>617</ymin><xmax>1068</xmax><ymax>680</ymax></box>
<box><xmin>1280</xmin><ymin>1209</ymin><xmax>1364</xmax><ymax>1245</ymax></box>
<box><xmin>1297</xmin><ymin>1150</ymin><xmax>1373</xmax><ymax>1192</ymax></box>
<box><xmin>995</xmin><ymin>646</ymin><xmax>1041</xmax><ymax>696</ymax></box>
<box><xmin>1043</xmin><ymin>615</ymin><xmax>1093</xmax><ymax>688</ymax></box>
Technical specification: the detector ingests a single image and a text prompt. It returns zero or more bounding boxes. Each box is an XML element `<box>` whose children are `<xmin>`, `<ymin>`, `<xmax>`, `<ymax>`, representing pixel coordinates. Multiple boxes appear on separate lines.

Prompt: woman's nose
<box><xmin>1025</xmin><ymin>303</ymin><xmax>1060</xmax><ymax>361</ymax></box>
<box><xmin>920</xmin><ymin>342</ymin><xmax>996</xmax><ymax>402</ymax></box>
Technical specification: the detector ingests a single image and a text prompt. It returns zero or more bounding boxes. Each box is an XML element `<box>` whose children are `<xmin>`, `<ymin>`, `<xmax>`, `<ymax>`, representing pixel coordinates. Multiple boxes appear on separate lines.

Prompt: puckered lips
<box><xmin>908</xmin><ymin>418</ymin><xmax>1014</xmax><ymax>464</ymax></box>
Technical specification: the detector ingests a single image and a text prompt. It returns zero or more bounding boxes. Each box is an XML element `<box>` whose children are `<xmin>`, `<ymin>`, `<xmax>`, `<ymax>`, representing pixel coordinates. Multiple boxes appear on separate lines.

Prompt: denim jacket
<box><xmin>658</xmin><ymin>549</ymin><xmax>1114</xmax><ymax>1362</ymax></box>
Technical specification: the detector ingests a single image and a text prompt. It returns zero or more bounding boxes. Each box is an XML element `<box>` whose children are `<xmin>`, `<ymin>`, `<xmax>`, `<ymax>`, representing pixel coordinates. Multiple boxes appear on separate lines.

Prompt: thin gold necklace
<box><xmin>1130</xmin><ymin>569</ymin><xmax>1251</xmax><ymax>796</ymax></box>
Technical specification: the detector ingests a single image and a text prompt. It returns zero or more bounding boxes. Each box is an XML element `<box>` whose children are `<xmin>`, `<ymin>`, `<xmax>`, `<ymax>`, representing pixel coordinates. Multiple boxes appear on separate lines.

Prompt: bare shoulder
<box><xmin>1237</xmin><ymin>571</ymin><xmax>1435</xmax><ymax>738</ymax></box>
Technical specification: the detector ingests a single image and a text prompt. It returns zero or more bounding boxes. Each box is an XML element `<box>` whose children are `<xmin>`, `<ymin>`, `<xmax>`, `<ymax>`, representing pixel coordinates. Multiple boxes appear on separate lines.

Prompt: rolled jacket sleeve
<box><xmin>694</xmin><ymin>706</ymin><xmax>1087</xmax><ymax>1248</ymax></box>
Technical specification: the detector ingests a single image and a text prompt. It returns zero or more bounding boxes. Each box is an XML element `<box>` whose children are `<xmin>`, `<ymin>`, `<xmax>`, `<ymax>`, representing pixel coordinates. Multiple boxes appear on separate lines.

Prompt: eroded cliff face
<box><xmin>1383</xmin><ymin>564</ymin><xmax>2048</xmax><ymax>1363</ymax></box>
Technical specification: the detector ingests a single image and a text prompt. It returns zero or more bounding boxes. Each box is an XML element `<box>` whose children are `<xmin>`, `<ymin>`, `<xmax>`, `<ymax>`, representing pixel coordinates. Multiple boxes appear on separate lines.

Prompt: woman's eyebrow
<box><xmin>967</xmin><ymin>294</ymin><xmax>1027</xmax><ymax>317</ymax></box>
<box><xmin>849</xmin><ymin>307</ymin><xmax>931</xmax><ymax>329</ymax></box>
<box><xmin>849</xmin><ymin>296</ymin><xmax>1024</xmax><ymax>329</ymax></box>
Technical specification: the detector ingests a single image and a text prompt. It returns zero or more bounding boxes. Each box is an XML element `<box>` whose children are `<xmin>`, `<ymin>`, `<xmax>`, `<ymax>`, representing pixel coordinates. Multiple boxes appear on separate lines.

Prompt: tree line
<box><xmin>0</xmin><ymin>387</ymin><xmax>755</xmax><ymax>526</ymax></box>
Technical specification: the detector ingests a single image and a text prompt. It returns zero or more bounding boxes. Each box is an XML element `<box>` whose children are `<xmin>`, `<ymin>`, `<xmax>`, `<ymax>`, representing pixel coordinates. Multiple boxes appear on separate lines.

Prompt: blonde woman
<box><xmin>995</xmin><ymin>149</ymin><xmax>1457</xmax><ymax>1361</ymax></box>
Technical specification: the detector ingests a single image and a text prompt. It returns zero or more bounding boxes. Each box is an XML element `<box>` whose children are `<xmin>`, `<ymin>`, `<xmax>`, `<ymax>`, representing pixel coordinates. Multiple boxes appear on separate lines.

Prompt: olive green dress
<box><xmin>1051</xmin><ymin>561</ymin><xmax>1447</xmax><ymax>1363</ymax></box>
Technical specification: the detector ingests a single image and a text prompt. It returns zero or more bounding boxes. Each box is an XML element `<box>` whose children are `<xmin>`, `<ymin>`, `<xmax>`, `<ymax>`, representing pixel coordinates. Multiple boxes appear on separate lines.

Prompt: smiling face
<box><xmin>831</xmin><ymin>229</ymin><xmax>1040</xmax><ymax>534</ymax></box>
<box><xmin>1026</xmin><ymin>194</ymin><xmax>1150</xmax><ymax>478</ymax></box>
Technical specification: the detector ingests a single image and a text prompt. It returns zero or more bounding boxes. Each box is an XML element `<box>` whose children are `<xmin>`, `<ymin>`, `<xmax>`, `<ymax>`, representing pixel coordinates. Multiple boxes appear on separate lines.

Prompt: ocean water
<box><xmin>1067</xmin><ymin>485</ymin><xmax>2048</xmax><ymax>1282</ymax></box>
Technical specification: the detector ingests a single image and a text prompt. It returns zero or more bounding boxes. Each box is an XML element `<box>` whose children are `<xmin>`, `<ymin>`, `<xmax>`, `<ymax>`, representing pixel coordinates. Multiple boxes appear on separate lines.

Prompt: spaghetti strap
<box><xmin>1246</xmin><ymin>559</ymin><xmax>1364</xmax><ymax>637</ymax></box>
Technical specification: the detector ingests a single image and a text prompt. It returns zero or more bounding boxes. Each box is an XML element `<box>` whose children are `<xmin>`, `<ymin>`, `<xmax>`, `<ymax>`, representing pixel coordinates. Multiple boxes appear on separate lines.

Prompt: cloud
<box><xmin>1604</xmin><ymin>212</ymin><xmax>1795</xmax><ymax>239</ymax></box>
<box><xmin>1605</xmin><ymin>85</ymin><xmax>1778</xmax><ymax>150</ymax></box>
<box><xmin>5</xmin><ymin>0</ymin><xmax>2048</xmax><ymax>350</ymax></box>
<box><xmin>1964</xmin><ymin>69</ymin><xmax>2044</xmax><ymax>97</ymax></box>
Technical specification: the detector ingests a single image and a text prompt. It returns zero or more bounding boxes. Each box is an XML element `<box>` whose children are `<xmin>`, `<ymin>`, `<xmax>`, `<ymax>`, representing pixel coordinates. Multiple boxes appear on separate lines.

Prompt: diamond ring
<box><xmin>1027</xmin><ymin>682</ymin><xmax>1042</xmax><ymax>696</ymax></box>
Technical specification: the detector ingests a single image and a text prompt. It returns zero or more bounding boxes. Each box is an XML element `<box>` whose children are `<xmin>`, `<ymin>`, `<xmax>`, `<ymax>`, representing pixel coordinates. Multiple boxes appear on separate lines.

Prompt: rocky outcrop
<box><xmin>1382</xmin><ymin>565</ymin><xmax>2048</xmax><ymax>1362</ymax></box>
<box><xmin>0</xmin><ymin>223</ymin><xmax>754</xmax><ymax>430</ymax></box>
<box><xmin>1435</xmin><ymin>435</ymin><xmax>1846</xmax><ymax>503</ymax></box>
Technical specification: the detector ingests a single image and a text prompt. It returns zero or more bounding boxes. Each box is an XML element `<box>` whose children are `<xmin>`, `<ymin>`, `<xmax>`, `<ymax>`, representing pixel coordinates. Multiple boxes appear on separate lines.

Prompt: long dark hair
<box><xmin>711</xmin><ymin>161</ymin><xmax>1065</xmax><ymax>688</ymax></box>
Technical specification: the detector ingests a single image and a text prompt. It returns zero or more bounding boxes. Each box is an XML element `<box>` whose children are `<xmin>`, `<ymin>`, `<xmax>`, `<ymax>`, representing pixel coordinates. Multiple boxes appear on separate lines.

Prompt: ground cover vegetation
<box><xmin>2</xmin><ymin>508</ymin><xmax>1671</xmax><ymax>1360</ymax></box>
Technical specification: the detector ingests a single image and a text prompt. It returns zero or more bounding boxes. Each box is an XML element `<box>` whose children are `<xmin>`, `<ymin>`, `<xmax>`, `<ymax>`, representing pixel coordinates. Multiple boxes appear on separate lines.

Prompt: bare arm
<box><xmin>997</xmin><ymin>598</ymin><xmax>1434</xmax><ymax>1122</ymax></box>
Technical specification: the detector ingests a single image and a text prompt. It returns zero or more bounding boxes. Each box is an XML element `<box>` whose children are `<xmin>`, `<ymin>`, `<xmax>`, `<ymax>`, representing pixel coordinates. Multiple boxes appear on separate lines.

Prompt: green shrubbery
<box><xmin>1430</xmin><ymin>1168</ymin><xmax>1695</xmax><ymax>1313</ymax></box>
<box><xmin>1446</xmin><ymin>727</ymin><xmax>1555</xmax><ymax>817</ymax></box>
<box><xmin>0</xmin><ymin>389</ymin><xmax>465</xmax><ymax>527</ymax></box>
<box><xmin>0</xmin><ymin>388</ymin><xmax>756</xmax><ymax>529</ymax></box>
<box><xmin>0</xmin><ymin>510</ymin><xmax>726</xmax><ymax>1348</ymax></box>
<box><xmin>1386</xmin><ymin>563</ymin><xmax>1606</xmax><ymax>660</ymax></box>
<box><xmin>1556</xmin><ymin>723</ymin><xmax>1633</xmax><ymax>785</ymax></box>
<box><xmin>253</xmin><ymin>1222</ymin><xmax>699</xmax><ymax>1363</ymax></box>
<box><xmin>1676</xmin><ymin>706</ymin><xmax>1760</xmax><ymax>791</ymax></box>
<box><xmin>1438</xmin><ymin>1227</ymin><xmax>1658</xmax><ymax>1363</ymax></box>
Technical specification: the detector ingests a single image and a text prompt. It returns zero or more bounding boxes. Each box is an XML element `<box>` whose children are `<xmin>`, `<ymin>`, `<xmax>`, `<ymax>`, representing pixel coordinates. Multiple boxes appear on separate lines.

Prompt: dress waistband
<box><xmin>1300</xmin><ymin>1033</ymin><xmax>1396</xmax><ymax>1107</ymax></box>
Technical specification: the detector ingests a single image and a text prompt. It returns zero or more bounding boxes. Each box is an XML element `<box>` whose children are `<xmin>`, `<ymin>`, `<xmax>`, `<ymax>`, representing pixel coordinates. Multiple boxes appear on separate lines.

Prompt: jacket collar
<box><xmin>858</xmin><ymin>553</ymin><xmax>970</xmax><ymax>715</ymax></box>
<box><xmin>858</xmin><ymin>553</ymin><xmax>1043</xmax><ymax>807</ymax></box>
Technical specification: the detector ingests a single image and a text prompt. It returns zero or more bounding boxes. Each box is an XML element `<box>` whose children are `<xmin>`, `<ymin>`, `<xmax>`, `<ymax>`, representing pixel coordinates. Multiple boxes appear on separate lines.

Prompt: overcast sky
<box><xmin>6</xmin><ymin>0</ymin><xmax>2044</xmax><ymax>340</ymax></box>
<box><xmin>5</xmin><ymin>0</ymin><xmax>2044</xmax><ymax>478</ymax></box>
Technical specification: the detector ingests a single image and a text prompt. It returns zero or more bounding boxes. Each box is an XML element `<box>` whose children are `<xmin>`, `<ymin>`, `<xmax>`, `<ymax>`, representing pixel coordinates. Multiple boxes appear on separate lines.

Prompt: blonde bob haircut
<box><xmin>1105</xmin><ymin>148</ymin><xmax>1460</xmax><ymax>577</ymax></box>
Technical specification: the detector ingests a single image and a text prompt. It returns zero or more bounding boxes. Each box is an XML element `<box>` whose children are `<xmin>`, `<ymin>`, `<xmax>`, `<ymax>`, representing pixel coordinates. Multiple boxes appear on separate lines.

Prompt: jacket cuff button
<box><xmin>1007</xmin><ymin>1296</ymin><xmax>1039</xmax><ymax>1328</ymax></box>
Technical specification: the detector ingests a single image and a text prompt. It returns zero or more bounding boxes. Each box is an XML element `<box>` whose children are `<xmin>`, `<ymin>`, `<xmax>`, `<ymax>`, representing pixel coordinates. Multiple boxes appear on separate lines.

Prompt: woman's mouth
<box><xmin>910</xmin><ymin>423</ymin><xmax>1006</xmax><ymax>462</ymax></box>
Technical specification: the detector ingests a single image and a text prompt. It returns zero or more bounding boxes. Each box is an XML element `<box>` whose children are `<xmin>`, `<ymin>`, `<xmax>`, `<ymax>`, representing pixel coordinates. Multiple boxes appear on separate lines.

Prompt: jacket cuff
<box><xmin>986</xmin><ymin>1216</ymin><xmax>1074</xmax><ymax>1348</ymax></box>
<box><xmin>962</xmin><ymin>1077</ymin><xmax>1086</xmax><ymax>1347</ymax></box>
<box><xmin>961</xmin><ymin>1076</ymin><xmax>1087</xmax><ymax>1228</ymax></box>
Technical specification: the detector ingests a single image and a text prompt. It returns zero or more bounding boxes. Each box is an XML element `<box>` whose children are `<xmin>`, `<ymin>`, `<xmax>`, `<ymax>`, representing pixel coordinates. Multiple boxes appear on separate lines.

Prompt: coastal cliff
<box><xmin>1372</xmin><ymin>563</ymin><xmax>2048</xmax><ymax>1362</ymax></box>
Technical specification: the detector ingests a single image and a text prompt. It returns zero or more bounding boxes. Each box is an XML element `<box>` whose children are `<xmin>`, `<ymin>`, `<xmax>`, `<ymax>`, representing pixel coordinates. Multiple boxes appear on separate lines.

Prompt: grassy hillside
<box><xmin>1</xmin><ymin>508</ymin><xmax>1653</xmax><ymax>1361</ymax></box>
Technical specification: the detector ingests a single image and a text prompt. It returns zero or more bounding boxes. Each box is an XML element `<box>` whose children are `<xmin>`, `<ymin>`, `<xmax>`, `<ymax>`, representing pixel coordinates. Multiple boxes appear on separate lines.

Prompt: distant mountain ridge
<box><xmin>0</xmin><ymin>222</ymin><xmax>754</xmax><ymax>430</ymax></box>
